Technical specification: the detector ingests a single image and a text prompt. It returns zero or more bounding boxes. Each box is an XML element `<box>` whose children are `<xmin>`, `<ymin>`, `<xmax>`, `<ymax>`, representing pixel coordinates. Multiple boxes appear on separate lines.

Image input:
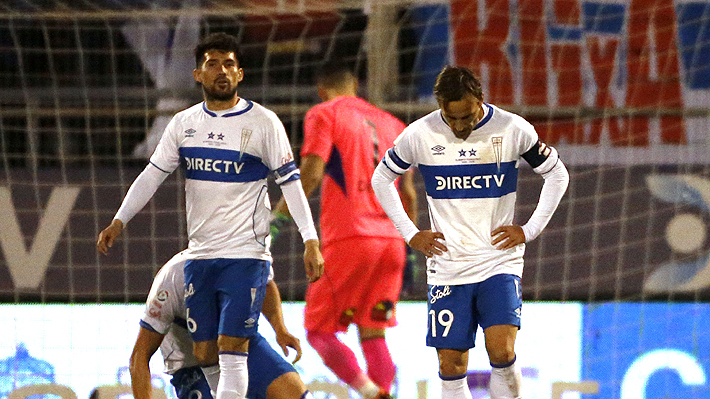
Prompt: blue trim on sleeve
<box><xmin>139</xmin><ymin>319</ymin><xmax>159</xmax><ymax>333</ymax></box>
<box><xmin>382</xmin><ymin>159</ymin><xmax>403</xmax><ymax>176</ymax></box>
<box><xmin>387</xmin><ymin>148</ymin><xmax>410</xmax><ymax>170</ymax></box>
<box><xmin>274</xmin><ymin>161</ymin><xmax>298</xmax><ymax>178</ymax></box>
<box><xmin>149</xmin><ymin>161</ymin><xmax>171</xmax><ymax>174</ymax></box>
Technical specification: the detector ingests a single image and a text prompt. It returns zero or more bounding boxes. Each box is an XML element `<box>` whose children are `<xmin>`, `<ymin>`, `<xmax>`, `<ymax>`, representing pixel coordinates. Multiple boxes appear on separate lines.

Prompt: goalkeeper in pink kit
<box><xmin>274</xmin><ymin>62</ymin><xmax>417</xmax><ymax>399</ymax></box>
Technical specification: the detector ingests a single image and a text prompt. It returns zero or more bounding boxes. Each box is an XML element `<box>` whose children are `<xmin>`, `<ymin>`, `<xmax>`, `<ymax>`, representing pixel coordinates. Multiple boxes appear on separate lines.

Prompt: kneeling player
<box><xmin>129</xmin><ymin>251</ymin><xmax>312</xmax><ymax>399</ymax></box>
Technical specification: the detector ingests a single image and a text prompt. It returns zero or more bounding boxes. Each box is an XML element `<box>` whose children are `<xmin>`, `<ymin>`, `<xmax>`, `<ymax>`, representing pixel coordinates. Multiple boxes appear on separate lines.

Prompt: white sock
<box><xmin>356</xmin><ymin>380</ymin><xmax>380</xmax><ymax>399</ymax></box>
<box><xmin>441</xmin><ymin>374</ymin><xmax>472</xmax><ymax>399</ymax></box>
<box><xmin>301</xmin><ymin>391</ymin><xmax>314</xmax><ymax>399</ymax></box>
<box><xmin>217</xmin><ymin>352</ymin><xmax>249</xmax><ymax>399</ymax></box>
<box><xmin>200</xmin><ymin>364</ymin><xmax>220</xmax><ymax>397</ymax></box>
<box><xmin>489</xmin><ymin>357</ymin><xmax>522</xmax><ymax>399</ymax></box>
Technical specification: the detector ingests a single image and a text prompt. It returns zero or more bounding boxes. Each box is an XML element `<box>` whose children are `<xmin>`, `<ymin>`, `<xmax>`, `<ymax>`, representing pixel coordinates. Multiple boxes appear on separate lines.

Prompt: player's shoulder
<box><xmin>489</xmin><ymin>103</ymin><xmax>535</xmax><ymax>131</ymax></box>
<box><xmin>242</xmin><ymin>99</ymin><xmax>284</xmax><ymax>125</ymax></box>
<box><xmin>406</xmin><ymin>109</ymin><xmax>441</xmax><ymax>135</ymax></box>
<box><xmin>172</xmin><ymin>103</ymin><xmax>205</xmax><ymax>122</ymax></box>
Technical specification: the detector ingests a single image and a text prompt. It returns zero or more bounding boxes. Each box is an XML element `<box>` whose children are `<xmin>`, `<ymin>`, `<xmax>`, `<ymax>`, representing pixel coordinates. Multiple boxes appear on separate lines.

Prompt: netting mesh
<box><xmin>0</xmin><ymin>0</ymin><xmax>708</xmax><ymax>305</ymax></box>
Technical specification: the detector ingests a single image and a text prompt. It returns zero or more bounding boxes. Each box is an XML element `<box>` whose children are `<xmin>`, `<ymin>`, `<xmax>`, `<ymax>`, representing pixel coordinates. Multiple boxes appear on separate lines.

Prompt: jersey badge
<box><xmin>239</xmin><ymin>129</ymin><xmax>253</xmax><ymax>161</ymax></box>
<box><xmin>429</xmin><ymin>285</ymin><xmax>452</xmax><ymax>304</ymax></box>
<box><xmin>456</xmin><ymin>148</ymin><xmax>481</xmax><ymax>164</ymax></box>
<box><xmin>184</xmin><ymin>128</ymin><xmax>196</xmax><ymax>137</ymax></box>
<box><xmin>156</xmin><ymin>290</ymin><xmax>169</xmax><ymax>302</ymax></box>
<box><xmin>370</xmin><ymin>300</ymin><xmax>394</xmax><ymax>322</ymax></box>
<box><xmin>491</xmin><ymin>136</ymin><xmax>503</xmax><ymax>172</ymax></box>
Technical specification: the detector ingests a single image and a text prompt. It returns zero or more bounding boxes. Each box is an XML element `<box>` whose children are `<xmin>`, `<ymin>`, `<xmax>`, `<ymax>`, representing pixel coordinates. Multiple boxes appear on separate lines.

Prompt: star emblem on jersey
<box><xmin>217</xmin><ymin>133</ymin><xmax>224</xmax><ymax>140</ymax></box>
<box><xmin>469</xmin><ymin>149</ymin><xmax>477</xmax><ymax>156</ymax></box>
<box><xmin>459</xmin><ymin>149</ymin><xmax>467</xmax><ymax>157</ymax></box>
<box><xmin>208</xmin><ymin>132</ymin><xmax>215</xmax><ymax>139</ymax></box>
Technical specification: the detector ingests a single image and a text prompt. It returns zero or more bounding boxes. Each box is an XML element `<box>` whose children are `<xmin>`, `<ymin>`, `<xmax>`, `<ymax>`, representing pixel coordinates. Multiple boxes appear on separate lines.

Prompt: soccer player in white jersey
<box><xmin>97</xmin><ymin>32</ymin><xmax>324</xmax><ymax>399</ymax></box>
<box><xmin>130</xmin><ymin>251</ymin><xmax>313</xmax><ymax>399</ymax></box>
<box><xmin>371</xmin><ymin>66</ymin><xmax>569</xmax><ymax>399</ymax></box>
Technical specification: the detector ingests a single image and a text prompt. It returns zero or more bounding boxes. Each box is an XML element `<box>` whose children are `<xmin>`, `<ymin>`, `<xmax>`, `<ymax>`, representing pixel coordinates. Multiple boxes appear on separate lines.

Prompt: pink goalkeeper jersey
<box><xmin>301</xmin><ymin>96</ymin><xmax>405</xmax><ymax>245</ymax></box>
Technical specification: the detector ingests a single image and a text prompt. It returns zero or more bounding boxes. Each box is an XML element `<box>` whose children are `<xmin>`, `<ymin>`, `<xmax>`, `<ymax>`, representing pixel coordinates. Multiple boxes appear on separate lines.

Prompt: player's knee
<box><xmin>437</xmin><ymin>350</ymin><xmax>468</xmax><ymax>376</ymax></box>
<box><xmin>266</xmin><ymin>372</ymin><xmax>307</xmax><ymax>399</ymax></box>
<box><xmin>487</xmin><ymin>346</ymin><xmax>515</xmax><ymax>365</ymax></box>
<box><xmin>193</xmin><ymin>342</ymin><xmax>218</xmax><ymax>366</ymax></box>
<box><xmin>217</xmin><ymin>335</ymin><xmax>250</xmax><ymax>353</ymax></box>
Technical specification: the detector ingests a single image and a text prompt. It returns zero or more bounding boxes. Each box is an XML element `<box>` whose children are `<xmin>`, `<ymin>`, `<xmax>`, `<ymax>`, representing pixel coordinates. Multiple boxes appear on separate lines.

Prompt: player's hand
<box><xmin>491</xmin><ymin>225</ymin><xmax>526</xmax><ymax>250</ymax></box>
<box><xmin>275</xmin><ymin>330</ymin><xmax>303</xmax><ymax>365</ymax></box>
<box><xmin>97</xmin><ymin>219</ymin><xmax>124</xmax><ymax>255</ymax></box>
<box><xmin>303</xmin><ymin>239</ymin><xmax>324</xmax><ymax>283</ymax></box>
<box><xmin>409</xmin><ymin>230</ymin><xmax>447</xmax><ymax>257</ymax></box>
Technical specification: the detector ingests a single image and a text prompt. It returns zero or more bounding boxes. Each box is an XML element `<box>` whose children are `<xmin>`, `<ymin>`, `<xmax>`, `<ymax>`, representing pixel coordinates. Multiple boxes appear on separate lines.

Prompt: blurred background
<box><xmin>0</xmin><ymin>0</ymin><xmax>709</xmax><ymax>398</ymax></box>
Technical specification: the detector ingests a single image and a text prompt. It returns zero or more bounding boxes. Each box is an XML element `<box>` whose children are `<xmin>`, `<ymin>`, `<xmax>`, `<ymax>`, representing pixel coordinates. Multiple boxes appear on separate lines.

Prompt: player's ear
<box><xmin>237</xmin><ymin>68</ymin><xmax>244</xmax><ymax>82</ymax></box>
<box><xmin>193</xmin><ymin>69</ymin><xmax>202</xmax><ymax>84</ymax></box>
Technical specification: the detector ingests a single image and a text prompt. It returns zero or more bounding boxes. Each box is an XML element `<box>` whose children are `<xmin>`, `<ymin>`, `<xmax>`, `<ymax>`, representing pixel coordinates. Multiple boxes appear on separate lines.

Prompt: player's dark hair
<box><xmin>433</xmin><ymin>65</ymin><xmax>483</xmax><ymax>103</ymax></box>
<box><xmin>315</xmin><ymin>61</ymin><xmax>355</xmax><ymax>89</ymax></box>
<box><xmin>194</xmin><ymin>32</ymin><xmax>240</xmax><ymax>67</ymax></box>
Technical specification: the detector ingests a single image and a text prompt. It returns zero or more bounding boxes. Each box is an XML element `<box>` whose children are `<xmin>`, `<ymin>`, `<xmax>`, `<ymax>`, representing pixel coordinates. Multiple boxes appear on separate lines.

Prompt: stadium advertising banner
<box><xmin>0</xmin><ymin>302</ymin><xmax>581</xmax><ymax>399</ymax></box>
<box><xmin>3</xmin><ymin>302</ymin><xmax>709</xmax><ymax>399</ymax></box>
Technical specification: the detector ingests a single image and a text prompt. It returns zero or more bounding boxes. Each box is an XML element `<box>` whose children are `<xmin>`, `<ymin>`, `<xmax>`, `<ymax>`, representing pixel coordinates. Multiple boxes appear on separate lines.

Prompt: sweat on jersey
<box><xmin>149</xmin><ymin>100</ymin><xmax>302</xmax><ymax>260</ymax></box>
<box><xmin>140</xmin><ymin>251</ymin><xmax>275</xmax><ymax>374</ymax></box>
<box><xmin>380</xmin><ymin>103</ymin><xmax>560</xmax><ymax>286</ymax></box>
<box><xmin>301</xmin><ymin>96</ymin><xmax>406</xmax><ymax>245</ymax></box>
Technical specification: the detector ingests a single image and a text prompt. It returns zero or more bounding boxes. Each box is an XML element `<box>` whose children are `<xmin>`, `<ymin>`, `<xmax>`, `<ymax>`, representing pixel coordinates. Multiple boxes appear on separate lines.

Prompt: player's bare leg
<box><xmin>266</xmin><ymin>371</ymin><xmax>312</xmax><ymax>399</ymax></box>
<box><xmin>194</xmin><ymin>340</ymin><xmax>220</xmax><ymax>395</ymax></box>
<box><xmin>209</xmin><ymin>335</ymin><xmax>250</xmax><ymax>399</ymax></box>
<box><xmin>437</xmin><ymin>349</ymin><xmax>472</xmax><ymax>399</ymax></box>
<box><xmin>358</xmin><ymin>326</ymin><xmax>395</xmax><ymax>397</ymax></box>
<box><xmin>484</xmin><ymin>325</ymin><xmax>522</xmax><ymax>399</ymax></box>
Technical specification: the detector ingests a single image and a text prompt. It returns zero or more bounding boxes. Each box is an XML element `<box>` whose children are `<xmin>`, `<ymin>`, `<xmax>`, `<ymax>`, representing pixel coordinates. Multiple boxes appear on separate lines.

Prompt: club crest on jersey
<box><xmin>491</xmin><ymin>136</ymin><xmax>503</xmax><ymax>172</ymax></box>
<box><xmin>239</xmin><ymin>129</ymin><xmax>253</xmax><ymax>161</ymax></box>
<box><xmin>431</xmin><ymin>145</ymin><xmax>446</xmax><ymax>155</ymax></box>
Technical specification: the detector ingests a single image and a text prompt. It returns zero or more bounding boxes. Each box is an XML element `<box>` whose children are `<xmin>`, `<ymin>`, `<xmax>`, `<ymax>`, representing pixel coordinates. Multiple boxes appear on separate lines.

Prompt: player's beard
<box><xmin>202</xmin><ymin>81</ymin><xmax>238</xmax><ymax>102</ymax></box>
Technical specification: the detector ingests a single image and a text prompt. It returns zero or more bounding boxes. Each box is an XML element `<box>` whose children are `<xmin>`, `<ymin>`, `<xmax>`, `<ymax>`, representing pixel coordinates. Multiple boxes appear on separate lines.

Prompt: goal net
<box><xmin>0</xmin><ymin>0</ymin><xmax>709</xmax><ymax>398</ymax></box>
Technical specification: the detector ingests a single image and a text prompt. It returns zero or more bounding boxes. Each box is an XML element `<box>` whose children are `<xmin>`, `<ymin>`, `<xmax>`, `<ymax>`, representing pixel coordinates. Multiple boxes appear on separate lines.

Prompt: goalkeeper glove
<box><xmin>269</xmin><ymin>211</ymin><xmax>291</xmax><ymax>245</ymax></box>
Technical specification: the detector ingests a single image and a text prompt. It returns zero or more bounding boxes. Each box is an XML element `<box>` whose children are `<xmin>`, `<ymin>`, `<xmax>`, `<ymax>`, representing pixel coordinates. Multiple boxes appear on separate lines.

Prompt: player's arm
<box><xmin>372</xmin><ymin>149</ymin><xmax>447</xmax><ymax>257</ymax></box>
<box><xmin>399</xmin><ymin>169</ymin><xmax>418</xmax><ymax>223</ymax></box>
<box><xmin>492</xmin><ymin>141</ymin><xmax>569</xmax><ymax>249</ymax></box>
<box><xmin>97</xmin><ymin>163</ymin><xmax>169</xmax><ymax>254</ymax></box>
<box><xmin>261</xmin><ymin>280</ymin><xmax>303</xmax><ymax>364</ymax></box>
<box><xmin>129</xmin><ymin>325</ymin><xmax>165</xmax><ymax>399</ymax></box>
<box><xmin>273</xmin><ymin>154</ymin><xmax>325</xmax><ymax>217</ymax></box>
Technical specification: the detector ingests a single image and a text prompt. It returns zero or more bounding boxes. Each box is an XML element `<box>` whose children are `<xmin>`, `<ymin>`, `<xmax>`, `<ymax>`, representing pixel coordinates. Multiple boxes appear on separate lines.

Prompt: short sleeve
<box><xmin>149</xmin><ymin>116</ymin><xmax>182</xmax><ymax>173</ymax></box>
<box><xmin>140</xmin><ymin>268</ymin><xmax>178</xmax><ymax>334</ymax></box>
<box><xmin>382</xmin><ymin>127</ymin><xmax>417</xmax><ymax>175</ymax></box>
<box><xmin>300</xmin><ymin>105</ymin><xmax>334</xmax><ymax>163</ymax></box>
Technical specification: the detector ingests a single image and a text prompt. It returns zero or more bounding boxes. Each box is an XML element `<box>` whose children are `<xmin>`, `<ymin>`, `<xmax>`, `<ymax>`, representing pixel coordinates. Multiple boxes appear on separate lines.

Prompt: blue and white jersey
<box><xmin>382</xmin><ymin>104</ymin><xmax>559</xmax><ymax>285</ymax></box>
<box><xmin>150</xmin><ymin>99</ymin><xmax>299</xmax><ymax>260</ymax></box>
<box><xmin>141</xmin><ymin>251</ymin><xmax>275</xmax><ymax>374</ymax></box>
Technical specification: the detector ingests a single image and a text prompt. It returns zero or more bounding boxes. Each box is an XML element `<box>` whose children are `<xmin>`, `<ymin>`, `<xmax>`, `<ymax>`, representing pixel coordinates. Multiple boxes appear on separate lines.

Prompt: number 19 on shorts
<box><xmin>429</xmin><ymin>309</ymin><xmax>454</xmax><ymax>337</ymax></box>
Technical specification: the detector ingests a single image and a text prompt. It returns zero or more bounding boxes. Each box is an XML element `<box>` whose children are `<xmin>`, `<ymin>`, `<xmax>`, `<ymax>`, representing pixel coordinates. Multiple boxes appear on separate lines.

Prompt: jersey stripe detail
<box><xmin>149</xmin><ymin>161</ymin><xmax>171</xmax><ymax>174</ymax></box>
<box><xmin>381</xmin><ymin>158</ymin><xmax>403</xmax><ymax>175</ymax></box>
<box><xmin>179</xmin><ymin>146</ymin><xmax>269</xmax><ymax>182</ymax></box>
<box><xmin>139</xmin><ymin>319</ymin><xmax>160</xmax><ymax>333</ymax></box>
<box><xmin>387</xmin><ymin>148</ymin><xmax>410</xmax><ymax>170</ymax></box>
<box><xmin>473</xmin><ymin>103</ymin><xmax>494</xmax><ymax>130</ymax></box>
<box><xmin>201</xmin><ymin>100</ymin><xmax>254</xmax><ymax>118</ymax></box>
<box><xmin>418</xmin><ymin>161</ymin><xmax>518</xmax><ymax>199</ymax></box>
<box><xmin>325</xmin><ymin>147</ymin><xmax>347</xmax><ymax>194</ymax></box>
